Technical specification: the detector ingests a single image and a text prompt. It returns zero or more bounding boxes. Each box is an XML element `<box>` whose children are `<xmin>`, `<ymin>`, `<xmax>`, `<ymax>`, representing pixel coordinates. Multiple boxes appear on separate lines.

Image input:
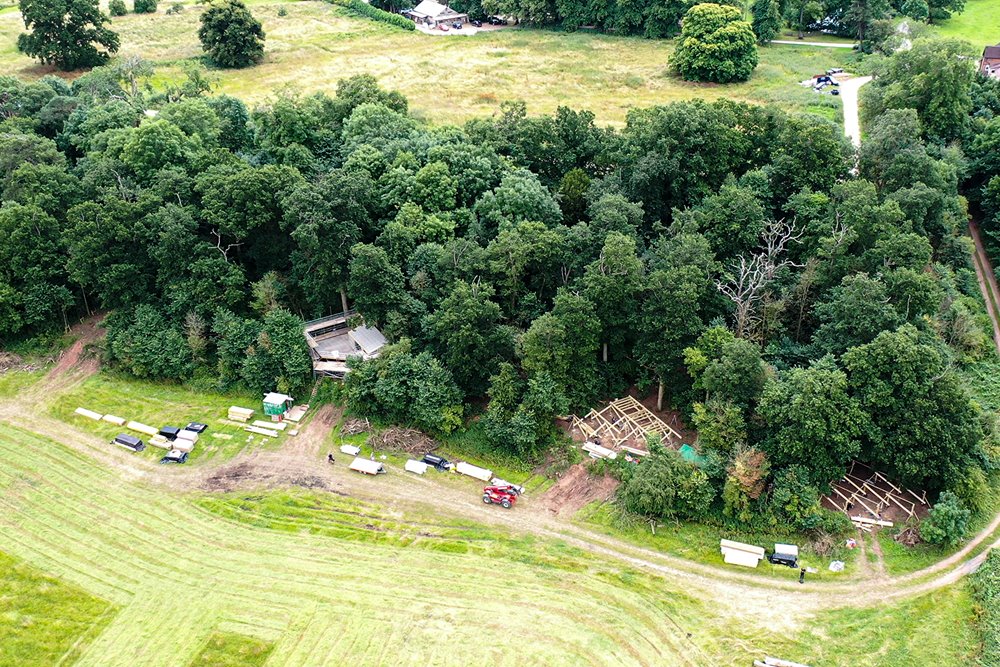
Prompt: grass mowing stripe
<box><xmin>0</xmin><ymin>426</ymin><xmax>712</xmax><ymax>664</ymax></box>
<box><xmin>0</xmin><ymin>551</ymin><xmax>117</xmax><ymax>667</ymax></box>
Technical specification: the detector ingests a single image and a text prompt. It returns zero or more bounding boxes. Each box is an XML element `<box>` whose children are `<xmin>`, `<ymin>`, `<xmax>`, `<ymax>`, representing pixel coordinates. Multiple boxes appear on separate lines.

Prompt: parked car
<box><xmin>487</xmin><ymin>15</ymin><xmax>507</xmax><ymax>24</ymax></box>
<box><xmin>452</xmin><ymin>21</ymin><xmax>462</xmax><ymax>28</ymax></box>
<box><xmin>437</xmin><ymin>22</ymin><xmax>449</xmax><ymax>30</ymax></box>
<box><xmin>471</xmin><ymin>19</ymin><xmax>482</xmax><ymax>26</ymax></box>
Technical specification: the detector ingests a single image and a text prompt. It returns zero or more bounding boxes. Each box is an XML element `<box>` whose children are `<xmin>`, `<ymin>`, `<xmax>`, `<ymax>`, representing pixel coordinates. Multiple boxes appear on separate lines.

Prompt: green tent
<box><xmin>679</xmin><ymin>443</ymin><xmax>706</xmax><ymax>466</ymax></box>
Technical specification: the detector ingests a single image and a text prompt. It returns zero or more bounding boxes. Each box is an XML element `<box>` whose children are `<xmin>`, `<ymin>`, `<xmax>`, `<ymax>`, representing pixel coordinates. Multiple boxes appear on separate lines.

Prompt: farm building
<box><xmin>981</xmin><ymin>45</ymin><xmax>1000</xmax><ymax>80</ymax></box>
<box><xmin>304</xmin><ymin>311</ymin><xmax>387</xmax><ymax>378</ymax></box>
<box><xmin>408</xmin><ymin>0</ymin><xmax>467</xmax><ymax>26</ymax></box>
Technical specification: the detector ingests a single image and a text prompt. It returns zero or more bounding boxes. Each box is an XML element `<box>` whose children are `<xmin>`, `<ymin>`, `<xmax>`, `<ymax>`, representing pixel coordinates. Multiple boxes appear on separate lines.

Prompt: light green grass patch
<box><xmin>767</xmin><ymin>585</ymin><xmax>979</xmax><ymax>666</ymax></box>
<box><xmin>0</xmin><ymin>551</ymin><xmax>116</xmax><ymax>667</ymax></box>
<box><xmin>47</xmin><ymin>373</ymin><xmax>274</xmax><ymax>463</ymax></box>
<box><xmin>577</xmin><ymin>502</ymin><xmax>860</xmax><ymax>582</ymax></box>
<box><xmin>189</xmin><ymin>631</ymin><xmax>274</xmax><ymax>667</ymax></box>
<box><xmin>928</xmin><ymin>0</ymin><xmax>1000</xmax><ymax>48</ymax></box>
<box><xmin>0</xmin><ymin>369</ymin><xmax>43</xmax><ymax>399</ymax></box>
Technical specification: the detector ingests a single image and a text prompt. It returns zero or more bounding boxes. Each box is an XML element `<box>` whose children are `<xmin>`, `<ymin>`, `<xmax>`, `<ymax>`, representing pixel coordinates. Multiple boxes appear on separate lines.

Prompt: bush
<box><xmin>165</xmin><ymin>2</ymin><xmax>183</xmax><ymax>13</ymax></box>
<box><xmin>328</xmin><ymin>0</ymin><xmax>415</xmax><ymax>31</ymax></box>
<box><xmin>109</xmin><ymin>0</ymin><xmax>128</xmax><ymax>16</ymax></box>
<box><xmin>920</xmin><ymin>491</ymin><xmax>971</xmax><ymax>546</ymax></box>
<box><xmin>618</xmin><ymin>445</ymin><xmax>715</xmax><ymax>521</ymax></box>
<box><xmin>971</xmin><ymin>549</ymin><xmax>1000</xmax><ymax>665</ymax></box>
<box><xmin>133</xmin><ymin>0</ymin><xmax>157</xmax><ymax>13</ymax></box>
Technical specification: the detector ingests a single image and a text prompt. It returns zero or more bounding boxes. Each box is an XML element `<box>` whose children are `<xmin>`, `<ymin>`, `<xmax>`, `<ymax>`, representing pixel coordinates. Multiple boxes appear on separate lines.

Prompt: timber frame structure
<box><xmin>823</xmin><ymin>462</ymin><xmax>929</xmax><ymax>532</ymax></box>
<box><xmin>572</xmin><ymin>396</ymin><xmax>682</xmax><ymax>456</ymax></box>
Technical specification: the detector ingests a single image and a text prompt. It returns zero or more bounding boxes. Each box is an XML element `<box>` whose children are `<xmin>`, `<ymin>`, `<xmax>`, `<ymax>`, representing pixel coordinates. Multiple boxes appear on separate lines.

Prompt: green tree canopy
<box><xmin>198</xmin><ymin>0</ymin><xmax>265</xmax><ymax>69</ymax></box>
<box><xmin>672</xmin><ymin>3</ymin><xmax>759</xmax><ymax>83</ymax></box>
<box><xmin>17</xmin><ymin>0</ymin><xmax>119</xmax><ymax>71</ymax></box>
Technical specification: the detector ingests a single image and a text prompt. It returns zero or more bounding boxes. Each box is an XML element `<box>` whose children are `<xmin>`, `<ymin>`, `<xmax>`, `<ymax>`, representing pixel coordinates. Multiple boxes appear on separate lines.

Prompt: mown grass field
<box><xmin>0</xmin><ymin>421</ymin><xmax>984</xmax><ymax>666</ymax></box>
<box><xmin>0</xmin><ymin>0</ymin><xmax>849</xmax><ymax>125</ymax></box>
<box><xmin>45</xmin><ymin>373</ymin><xmax>284</xmax><ymax>464</ymax></box>
<box><xmin>928</xmin><ymin>0</ymin><xmax>1000</xmax><ymax>48</ymax></box>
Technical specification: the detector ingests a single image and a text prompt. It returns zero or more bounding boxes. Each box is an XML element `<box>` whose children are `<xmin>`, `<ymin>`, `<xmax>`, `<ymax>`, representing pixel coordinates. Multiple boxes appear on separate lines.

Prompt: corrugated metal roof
<box><xmin>350</xmin><ymin>326</ymin><xmax>387</xmax><ymax>357</ymax></box>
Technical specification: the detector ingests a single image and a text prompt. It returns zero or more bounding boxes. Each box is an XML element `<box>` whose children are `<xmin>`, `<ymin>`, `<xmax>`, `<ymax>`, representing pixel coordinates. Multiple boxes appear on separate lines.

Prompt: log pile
<box><xmin>367</xmin><ymin>427</ymin><xmax>436</xmax><ymax>456</ymax></box>
<box><xmin>572</xmin><ymin>396</ymin><xmax>682</xmax><ymax>452</ymax></box>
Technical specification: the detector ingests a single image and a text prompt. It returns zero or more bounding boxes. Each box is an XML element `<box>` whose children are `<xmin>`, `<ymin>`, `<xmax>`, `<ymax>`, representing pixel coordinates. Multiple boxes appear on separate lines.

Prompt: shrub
<box><xmin>920</xmin><ymin>491</ymin><xmax>971</xmax><ymax>546</ymax></box>
<box><xmin>133</xmin><ymin>0</ymin><xmax>157</xmax><ymax>13</ymax></box>
<box><xmin>109</xmin><ymin>0</ymin><xmax>128</xmax><ymax>16</ymax></box>
<box><xmin>618</xmin><ymin>445</ymin><xmax>715</xmax><ymax>521</ymax></box>
<box><xmin>165</xmin><ymin>2</ymin><xmax>183</xmax><ymax>13</ymax></box>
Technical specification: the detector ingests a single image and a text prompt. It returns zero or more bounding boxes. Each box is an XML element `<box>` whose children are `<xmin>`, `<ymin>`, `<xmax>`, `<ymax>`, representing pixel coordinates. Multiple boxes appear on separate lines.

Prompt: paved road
<box><xmin>771</xmin><ymin>39</ymin><xmax>856</xmax><ymax>48</ymax></box>
<box><xmin>840</xmin><ymin>75</ymin><xmax>872</xmax><ymax>148</ymax></box>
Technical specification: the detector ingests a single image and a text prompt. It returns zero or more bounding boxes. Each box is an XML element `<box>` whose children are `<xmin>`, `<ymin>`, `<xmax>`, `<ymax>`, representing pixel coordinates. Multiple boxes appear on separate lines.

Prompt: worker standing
<box><xmin>327</xmin><ymin>453</ymin><xmax>335</xmax><ymax>465</ymax></box>
<box><xmin>798</xmin><ymin>568</ymin><xmax>806</xmax><ymax>584</ymax></box>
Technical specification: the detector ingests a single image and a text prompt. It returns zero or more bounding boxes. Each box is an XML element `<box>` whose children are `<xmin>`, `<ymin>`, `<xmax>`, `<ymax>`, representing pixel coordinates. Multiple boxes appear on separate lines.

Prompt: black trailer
<box><xmin>112</xmin><ymin>433</ymin><xmax>145</xmax><ymax>452</ymax></box>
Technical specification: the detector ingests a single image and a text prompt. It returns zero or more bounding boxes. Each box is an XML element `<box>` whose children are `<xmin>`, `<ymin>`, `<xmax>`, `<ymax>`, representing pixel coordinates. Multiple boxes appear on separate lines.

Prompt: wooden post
<box><xmin>657</xmin><ymin>381</ymin><xmax>664</xmax><ymax>412</ymax></box>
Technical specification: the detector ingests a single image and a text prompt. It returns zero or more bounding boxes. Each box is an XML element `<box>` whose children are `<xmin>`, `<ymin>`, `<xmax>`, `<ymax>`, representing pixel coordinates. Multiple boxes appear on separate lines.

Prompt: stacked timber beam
<box><xmin>823</xmin><ymin>462</ymin><xmax>928</xmax><ymax>531</ymax></box>
<box><xmin>572</xmin><ymin>396</ymin><xmax>682</xmax><ymax>453</ymax></box>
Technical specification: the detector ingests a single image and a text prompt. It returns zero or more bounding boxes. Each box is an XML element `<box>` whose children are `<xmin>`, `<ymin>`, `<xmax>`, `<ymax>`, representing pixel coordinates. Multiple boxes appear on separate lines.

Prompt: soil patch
<box><xmin>539</xmin><ymin>463</ymin><xmax>619</xmax><ymax>517</ymax></box>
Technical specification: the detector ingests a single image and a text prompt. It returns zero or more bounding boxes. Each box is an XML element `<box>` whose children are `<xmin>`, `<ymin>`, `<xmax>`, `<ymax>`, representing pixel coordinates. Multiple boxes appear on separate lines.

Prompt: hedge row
<box><xmin>972</xmin><ymin>549</ymin><xmax>1000</xmax><ymax>665</ymax></box>
<box><xmin>331</xmin><ymin>0</ymin><xmax>416</xmax><ymax>30</ymax></box>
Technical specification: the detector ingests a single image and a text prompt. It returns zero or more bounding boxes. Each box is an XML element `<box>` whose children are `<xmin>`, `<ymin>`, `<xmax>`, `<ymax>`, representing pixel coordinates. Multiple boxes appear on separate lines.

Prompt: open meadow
<box><xmin>928</xmin><ymin>0</ymin><xmax>1000</xmax><ymax>48</ymax></box>
<box><xmin>0</xmin><ymin>0</ymin><xmax>849</xmax><ymax>124</ymax></box>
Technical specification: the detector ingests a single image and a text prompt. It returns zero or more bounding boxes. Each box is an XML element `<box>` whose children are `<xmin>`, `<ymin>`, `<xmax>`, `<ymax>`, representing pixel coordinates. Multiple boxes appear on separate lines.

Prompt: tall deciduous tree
<box><xmin>581</xmin><ymin>232</ymin><xmax>644</xmax><ymax>365</ymax></box>
<box><xmin>424</xmin><ymin>280</ymin><xmax>514</xmax><ymax>397</ymax></box>
<box><xmin>672</xmin><ymin>3</ymin><xmax>759</xmax><ymax>83</ymax></box>
<box><xmin>17</xmin><ymin>0</ymin><xmax>119</xmax><ymax>71</ymax></box>
<box><xmin>751</xmin><ymin>0</ymin><xmax>781</xmax><ymax>44</ymax></box>
<box><xmin>862</xmin><ymin>38</ymin><xmax>976</xmax><ymax>142</ymax></box>
<box><xmin>759</xmin><ymin>358</ymin><xmax>866</xmax><ymax>487</ymax></box>
<box><xmin>198</xmin><ymin>0</ymin><xmax>265</xmax><ymax>69</ymax></box>
<box><xmin>843</xmin><ymin>325</ymin><xmax>983</xmax><ymax>491</ymax></box>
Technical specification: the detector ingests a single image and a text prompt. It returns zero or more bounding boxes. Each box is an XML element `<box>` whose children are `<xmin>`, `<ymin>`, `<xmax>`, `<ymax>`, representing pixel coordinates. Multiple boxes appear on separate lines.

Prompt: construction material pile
<box><xmin>822</xmin><ymin>462</ymin><xmax>929</xmax><ymax>531</ymax></box>
<box><xmin>341</xmin><ymin>418</ymin><xmax>371</xmax><ymax>436</ymax></box>
<box><xmin>367</xmin><ymin>427</ymin><xmax>436</xmax><ymax>455</ymax></box>
<box><xmin>572</xmin><ymin>396</ymin><xmax>682</xmax><ymax>455</ymax></box>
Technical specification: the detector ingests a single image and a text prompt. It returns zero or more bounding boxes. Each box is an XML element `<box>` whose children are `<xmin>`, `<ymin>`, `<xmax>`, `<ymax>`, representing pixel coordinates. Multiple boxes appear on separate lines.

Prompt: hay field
<box><xmin>0</xmin><ymin>1</ymin><xmax>849</xmax><ymax>125</ymax></box>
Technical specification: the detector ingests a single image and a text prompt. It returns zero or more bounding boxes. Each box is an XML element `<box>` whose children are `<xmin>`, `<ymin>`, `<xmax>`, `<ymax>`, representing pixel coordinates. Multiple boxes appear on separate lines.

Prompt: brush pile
<box><xmin>340</xmin><ymin>418</ymin><xmax>371</xmax><ymax>436</ymax></box>
<box><xmin>368</xmin><ymin>427</ymin><xmax>436</xmax><ymax>456</ymax></box>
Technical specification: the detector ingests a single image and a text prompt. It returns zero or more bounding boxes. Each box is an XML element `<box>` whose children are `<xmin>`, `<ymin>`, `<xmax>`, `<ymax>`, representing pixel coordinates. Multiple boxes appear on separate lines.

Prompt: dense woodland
<box><xmin>1</xmin><ymin>36</ymin><xmax>998</xmax><ymax>537</ymax></box>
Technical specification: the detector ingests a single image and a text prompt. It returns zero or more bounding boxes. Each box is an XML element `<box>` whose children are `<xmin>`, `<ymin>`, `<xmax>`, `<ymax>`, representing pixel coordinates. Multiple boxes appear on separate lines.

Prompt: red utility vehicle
<box><xmin>482</xmin><ymin>485</ymin><xmax>518</xmax><ymax>509</ymax></box>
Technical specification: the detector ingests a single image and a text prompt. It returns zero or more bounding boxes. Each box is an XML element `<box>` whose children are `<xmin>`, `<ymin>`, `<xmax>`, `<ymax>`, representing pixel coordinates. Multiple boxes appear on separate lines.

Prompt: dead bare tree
<box><xmin>716</xmin><ymin>218</ymin><xmax>802</xmax><ymax>342</ymax></box>
<box><xmin>211</xmin><ymin>229</ymin><xmax>243</xmax><ymax>261</ymax></box>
